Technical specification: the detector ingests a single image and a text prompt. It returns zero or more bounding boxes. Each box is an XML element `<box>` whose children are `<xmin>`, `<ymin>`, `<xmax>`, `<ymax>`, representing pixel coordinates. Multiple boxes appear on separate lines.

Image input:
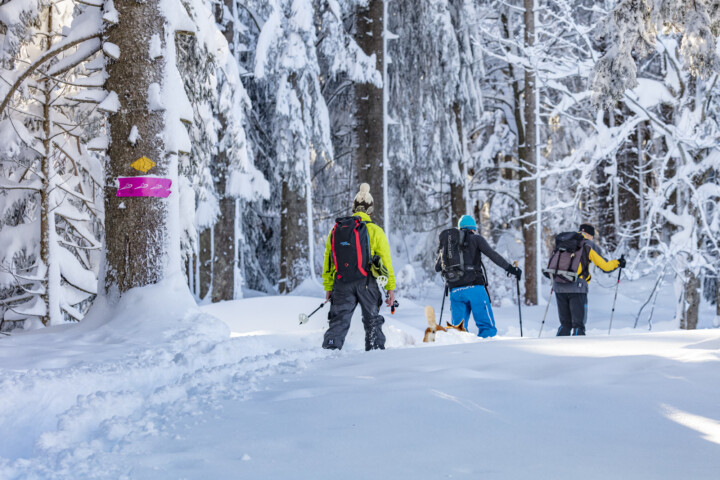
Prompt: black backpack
<box><xmin>438</xmin><ymin>228</ymin><xmax>477</xmax><ymax>284</ymax></box>
<box><xmin>543</xmin><ymin>232</ymin><xmax>588</xmax><ymax>283</ymax></box>
<box><xmin>330</xmin><ymin>216</ymin><xmax>372</xmax><ymax>282</ymax></box>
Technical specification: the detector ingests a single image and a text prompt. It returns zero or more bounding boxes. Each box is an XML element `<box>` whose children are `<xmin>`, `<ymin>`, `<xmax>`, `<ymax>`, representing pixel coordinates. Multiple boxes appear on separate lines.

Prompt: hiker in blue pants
<box><xmin>435</xmin><ymin>215</ymin><xmax>522</xmax><ymax>338</ymax></box>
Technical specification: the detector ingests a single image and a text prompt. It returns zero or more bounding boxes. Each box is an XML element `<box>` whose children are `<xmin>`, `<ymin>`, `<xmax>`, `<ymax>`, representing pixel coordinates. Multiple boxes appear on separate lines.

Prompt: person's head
<box><xmin>458</xmin><ymin>215</ymin><xmax>478</xmax><ymax>232</ymax></box>
<box><xmin>352</xmin><ymin>183</ymin><xmax>374</xmax><ymax>215</ymax></box>
<box><xmin>579</xmin><ymin>223</ymin><xmax>595</xmax><ymax>239</ymax></box>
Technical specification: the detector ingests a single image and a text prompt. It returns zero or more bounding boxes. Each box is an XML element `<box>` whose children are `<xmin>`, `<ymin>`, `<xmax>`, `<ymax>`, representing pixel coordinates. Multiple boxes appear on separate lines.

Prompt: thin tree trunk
<box><xmin>279</xmin><ymin>181</ymin><xmax>307</xmax><ymax>293</ymax></box>
<box><xmin>104</xmin><ymin>0</ymin><xmax>169</xmax><ymax>294</ymax></box>
<box><xmin>354</xmin><ymin>0</ymin><xmax>384</xmax><ymax>229</ymax></box>
<box><xmin>684</xmin><ymin>270</ymin><xmax>700</xmax><ymax>330</ymax></box>
<box><xmin>212</xmin><ymin>197</ymin><xmax>235</xmax><ymax>302</ymax></box>
<box><xmin>638</xmin><ymin>122</ymin><xmax>646</xmax><ymax>238</ymax></box>
<box><xmin>40</xmin><ymin>82</ymin><xmax>53</xmax><ymax>326</ymax></box>
<box><xmin>40</xmin><ymin>8</ymin><xmax>60</xmax><ymax>326</ymax></box>
<box><xmin>520</xmin><ymin>0</ymin><xmax>538</xmax><ymax>305</ymax></box>
<box><xmin>198</xmin><ymin>228</ymin><xmax>212</xmax><ymax>299</ymax></box>
<box><xmin>716</xmin><ymin>279</ymin><xmax>719</xmax><ymax>327</ymax></box>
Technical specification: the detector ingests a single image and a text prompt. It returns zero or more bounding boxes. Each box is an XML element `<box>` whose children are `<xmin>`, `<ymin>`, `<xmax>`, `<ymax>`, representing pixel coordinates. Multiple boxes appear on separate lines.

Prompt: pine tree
<box><xmin>0</xmin><ymin>0</ymin><xmax>105</xmax><ymax>328</ymax></box>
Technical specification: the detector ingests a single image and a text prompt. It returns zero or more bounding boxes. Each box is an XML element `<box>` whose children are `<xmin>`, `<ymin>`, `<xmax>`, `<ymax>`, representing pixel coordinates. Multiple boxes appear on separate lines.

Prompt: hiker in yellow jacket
<box><xmin>553</xmin><ymin>223</ymin><xmax>625</xmax><ymax>335</ymax></box>
<box><xmin>322</xmin><ymin>183</ymin><xmax>395</xmax><ymax>351</ymax></box>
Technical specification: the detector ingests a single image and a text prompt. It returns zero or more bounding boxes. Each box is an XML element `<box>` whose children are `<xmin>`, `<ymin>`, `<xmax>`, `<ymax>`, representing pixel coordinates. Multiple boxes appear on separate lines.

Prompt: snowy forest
<box><xmin>1</xmin><ymin>0</ymin><xmax>720</xmax><ymax>332</ymax></box>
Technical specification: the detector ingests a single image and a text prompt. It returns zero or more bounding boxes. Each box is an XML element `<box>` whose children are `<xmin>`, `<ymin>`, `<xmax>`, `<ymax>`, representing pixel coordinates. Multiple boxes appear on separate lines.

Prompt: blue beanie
<box><xmin>458</xmin><ymin>215</ymin><xmax>477</xmax><ymax>230</ymax></box>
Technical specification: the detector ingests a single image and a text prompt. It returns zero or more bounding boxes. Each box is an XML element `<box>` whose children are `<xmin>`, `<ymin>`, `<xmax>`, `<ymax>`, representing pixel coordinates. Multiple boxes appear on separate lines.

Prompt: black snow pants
<box><xmin>323</xmin><ymin>278</ymin><xmax>385</xmax><ymax>351</ymax></box>
<box><xmin>555</xmin><ymin>292</ymin><xmax>588</xmax><ymax>336</ymax></box>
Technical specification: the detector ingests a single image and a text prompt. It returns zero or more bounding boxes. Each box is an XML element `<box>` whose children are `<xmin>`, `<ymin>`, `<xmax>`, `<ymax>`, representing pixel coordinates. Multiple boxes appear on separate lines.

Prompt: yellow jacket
<box><xmin>322</xmin><ymin>211</ymin><xmax>395</xmax><ymax>291</ymax></box>
<box><xmin>580</xmin><ymin>232</ymin><xmax>619</xmax><ymax>282</ymax></box>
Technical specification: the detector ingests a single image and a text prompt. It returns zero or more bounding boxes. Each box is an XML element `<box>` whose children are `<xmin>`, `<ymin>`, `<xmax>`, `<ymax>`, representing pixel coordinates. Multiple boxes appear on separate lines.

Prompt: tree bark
<box><xmin>520</xmin><ymin>0</ymin><xmax>538</xmax><ymax>305</ymax></box>
<box><xmin>279</xmin><ymin>181</ymin><xmax>308</xmax><ymax>293</ymax></box>
<box><xmin>716</xmin><ymin>279</ymin><xmax>719</xmax><ymax>327</ymax></box>
<box><xmin>212</xmin><ymin>197</ymin><xmax>236</xmax><ymax>302</ymax></box>
<box><xmin>209</xmin><ymin>0</ymin><xmax>239</xmax><ymax>302</ymax></box>
<box><xmin>684</xmin><ymin>270</ymin><xmax>700</xmax><ymax>330</ymax></box>
<box><xmin>40</xmin><ymin>80</ymin><xmax>52</xmax><ymax>326</ymax></box>
<box><xmin>354</xmin><ymin>0</ymin><xmax>384</xmax><ymax>229</ymax></box>
<box><xmin>104</xmin><ymin>0</ymin><xmax>169</xmax><ymax>294</ymax></box>
<box><xmin>450</xmin><ymin>102</ymin><xmax>466</xmax><ymax>227</ymax></box>
<box><xmin>198</xmin><ymin>228</ymin><xmax>212</xmax><ymax>299</ymax></box>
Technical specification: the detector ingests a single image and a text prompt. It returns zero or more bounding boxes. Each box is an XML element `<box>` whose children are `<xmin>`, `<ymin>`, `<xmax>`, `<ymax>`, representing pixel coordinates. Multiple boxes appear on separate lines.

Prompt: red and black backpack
<box><xmin>331</xmin><ymin>216</ymin><xmax>372</xmax><ymax>282</ymax></box>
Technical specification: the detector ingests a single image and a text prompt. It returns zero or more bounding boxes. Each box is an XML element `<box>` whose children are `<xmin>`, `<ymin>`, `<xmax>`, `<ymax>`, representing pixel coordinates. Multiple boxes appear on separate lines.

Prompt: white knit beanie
<box><xmin>352</xmin><ymin>183</ymin><xmax>374</xmax><ymax>215</ymax></box>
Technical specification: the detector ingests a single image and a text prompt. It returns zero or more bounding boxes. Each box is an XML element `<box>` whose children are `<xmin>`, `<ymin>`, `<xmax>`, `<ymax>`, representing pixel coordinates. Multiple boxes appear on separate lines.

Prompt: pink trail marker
<box><xmin>116</xmin><ymin>177</ymin><xmax>172</xmax><ymax>198</ymax></box>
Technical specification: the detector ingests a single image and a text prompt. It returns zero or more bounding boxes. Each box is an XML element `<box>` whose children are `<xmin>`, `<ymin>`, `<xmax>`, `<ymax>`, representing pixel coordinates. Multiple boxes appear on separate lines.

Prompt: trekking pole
<box><xmin>438</xmin><ymin>284</ymin><xmax>448</xmax><ymax>327</ymax></box>
<box><xmin>299</xmin><ymin>299</ymin><xmax>329</xmax><ymax>325</ymax></box>
<box><xmin>608</xmin><ymin>255</ymin><xmax>625</xmax><ymax>335</ymax></box>
<box><xmin>538</xmin><ymin>287</ymin><xmax>554</xmax><ymax>338</ymax></box>
<box><xmin>513</xmin><ymin>261</ymin><xmax>523</xmax><ymax>337</ymax></box>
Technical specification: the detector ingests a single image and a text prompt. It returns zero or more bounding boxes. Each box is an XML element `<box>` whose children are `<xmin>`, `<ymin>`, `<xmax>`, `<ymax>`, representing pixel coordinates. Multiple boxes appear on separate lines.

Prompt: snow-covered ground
<box><xmin>1</xmin><ymin>274</ymin><xmax>719</xmax><ymax>479</ymax></box>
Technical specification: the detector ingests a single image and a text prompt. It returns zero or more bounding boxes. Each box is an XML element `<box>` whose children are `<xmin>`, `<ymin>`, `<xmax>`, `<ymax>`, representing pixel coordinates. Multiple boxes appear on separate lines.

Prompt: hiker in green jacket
<box><xmin>321</xmin><ymin>183</ymin><xmax>395</xmax><ymax>351</ymax></box>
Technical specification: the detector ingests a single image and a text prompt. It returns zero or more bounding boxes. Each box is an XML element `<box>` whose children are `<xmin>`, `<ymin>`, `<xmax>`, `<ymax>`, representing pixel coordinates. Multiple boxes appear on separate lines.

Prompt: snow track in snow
<box><xmin>0</xmin><ymin>322</ymin><xmax>326</xmax><ymax>479</ymax></box>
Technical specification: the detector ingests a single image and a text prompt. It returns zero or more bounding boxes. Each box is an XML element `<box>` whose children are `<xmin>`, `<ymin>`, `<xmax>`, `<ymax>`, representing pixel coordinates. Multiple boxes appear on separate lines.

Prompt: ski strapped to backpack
<box><xmin>543</xmin><ymin>232</ymin><xmax>589</xmax><ymax>283</ymax></box>
<box><xmin>330</xmin><ymin>216</ymin><xmax>372</xmax><ymax>282</ymax></box>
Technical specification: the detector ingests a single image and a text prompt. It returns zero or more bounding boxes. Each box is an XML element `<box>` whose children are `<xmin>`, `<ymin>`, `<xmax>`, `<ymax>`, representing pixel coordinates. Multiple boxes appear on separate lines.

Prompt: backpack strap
<box><xmin>458</xmin><ymin>229</ymin><xmax>466</xmax><ymax>273</ymax></box>
<box><xmin>330</xmin><ymin>224</ymin><xmax>339</xmax><ymax>271</ymax></box>
<box><xmin>353</xmin><ymin>218</ymin><xmax>368</xmax><ymax>278</ymax></box>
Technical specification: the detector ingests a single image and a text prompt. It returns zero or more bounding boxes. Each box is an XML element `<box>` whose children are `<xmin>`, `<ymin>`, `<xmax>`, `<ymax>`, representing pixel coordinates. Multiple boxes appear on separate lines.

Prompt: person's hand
<box><xmin>617</xmin><ymin>256</ymin><xmax>626</xmax><ymax>269</ymax></box>
<box><xmin>385</xmin><ymin>290</ymin><xmax>395</xmax><ymax>308</ymax></box>
<box><xmin>507</xmin><ymin>265</ymin><xmax>522</xmax><ymax>280</ymax></box>
<box><xmin>325</xmin><ymin>290</ymin><xmax>332</xmax><ymax>301</ymax></box>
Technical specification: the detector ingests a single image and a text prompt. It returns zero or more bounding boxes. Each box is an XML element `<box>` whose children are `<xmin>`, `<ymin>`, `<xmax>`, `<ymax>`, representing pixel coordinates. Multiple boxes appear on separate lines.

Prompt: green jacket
<box><xmin>322</xmin><ymin>211</ymin><xmax>396</xmax><ymax>291</ymax></box>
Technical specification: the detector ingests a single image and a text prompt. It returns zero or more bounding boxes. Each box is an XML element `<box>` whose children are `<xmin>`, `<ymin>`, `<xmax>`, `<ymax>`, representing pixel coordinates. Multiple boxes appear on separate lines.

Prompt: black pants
<box><xmin>323</xmin><ymin>278</ymin><xmax>385</xmax><ymax>351</ymax></box>
<box><xmin>555</xmin><ymin>292</ymin><xmax>587</xmax><ymax>336</ymax></box>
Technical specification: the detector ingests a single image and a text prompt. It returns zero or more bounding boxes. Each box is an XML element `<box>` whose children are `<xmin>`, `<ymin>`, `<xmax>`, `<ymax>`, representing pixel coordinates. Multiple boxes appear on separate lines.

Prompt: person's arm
<box><xmin>477</xmin><ymin>235</ymin><xmax>512</xmax><ymax>271</ymax></box>
<box><xmin>588</xmin><ymin>248</ymin><xmax>620</xmax><ymax>272</ymax></box>
<box><xmin>435</xmin><ymin>248</ymin><xmax>442</xmax><ymax>272</ymax></box>
<box><xmin>371</xmin><ymin>226</ymin><xmax>396</xmax><ymax>290</ymax></box>
<box><xmin>322</xmin><ymin>230</ymin><xmax>335</xmax><ymax>293</ymax></box>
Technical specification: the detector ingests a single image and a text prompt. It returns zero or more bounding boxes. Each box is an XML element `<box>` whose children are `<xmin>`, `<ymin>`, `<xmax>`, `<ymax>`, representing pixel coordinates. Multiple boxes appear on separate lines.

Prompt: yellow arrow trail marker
<box><xmin>131</xmin><ymin>156</ymin><xmax>156</xmax><ymax>173</ymax></box>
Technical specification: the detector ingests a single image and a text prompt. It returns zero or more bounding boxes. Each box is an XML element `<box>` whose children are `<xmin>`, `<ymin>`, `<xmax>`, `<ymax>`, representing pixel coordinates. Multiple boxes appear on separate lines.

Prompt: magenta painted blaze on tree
<box><xmin>116</xmin><ymin>177</ymin><xmax>172</xmax><ymax>198</ymax></box>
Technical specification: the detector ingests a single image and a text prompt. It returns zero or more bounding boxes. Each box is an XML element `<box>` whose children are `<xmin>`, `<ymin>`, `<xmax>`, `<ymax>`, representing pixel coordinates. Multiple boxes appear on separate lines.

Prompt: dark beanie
<box><xmin>579</xmin><ymin>223</ymin><xmax>596</xmax><ymax>237</ymax></box>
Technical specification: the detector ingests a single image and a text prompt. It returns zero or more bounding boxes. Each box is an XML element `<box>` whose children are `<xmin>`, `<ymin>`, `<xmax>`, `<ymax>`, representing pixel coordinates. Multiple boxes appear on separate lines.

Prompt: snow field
<box><xmin>0</xmin><ymin>274</ymin><xmax>718</xmax><ymax>479</ymax></box>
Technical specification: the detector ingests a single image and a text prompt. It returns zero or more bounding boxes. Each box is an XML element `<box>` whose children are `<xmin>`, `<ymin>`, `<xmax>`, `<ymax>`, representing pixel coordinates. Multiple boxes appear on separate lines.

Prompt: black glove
<box><xmin>507</xmin><ymin>265</ymin><xmax>522</xmax><ymax>280</ymax></box>
<box><xmin>617</xmin><ymin>256</ymin><xmax>626</xmax><ymax>269</ymax></box>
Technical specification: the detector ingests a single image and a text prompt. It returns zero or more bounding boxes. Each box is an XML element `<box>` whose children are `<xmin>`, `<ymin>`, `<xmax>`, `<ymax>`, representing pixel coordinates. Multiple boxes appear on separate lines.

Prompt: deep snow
<box><xmin>0</xmin><ymin>274</ymin><xmax>719</xmax><ymax>479</ymax></box>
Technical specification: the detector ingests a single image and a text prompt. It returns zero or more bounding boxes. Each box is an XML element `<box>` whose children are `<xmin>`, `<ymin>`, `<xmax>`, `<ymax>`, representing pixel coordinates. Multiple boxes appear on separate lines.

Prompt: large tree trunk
<box><xmin>354</xmin><ymin>0</ymin><xmax>384</xmax><ymax>229</ymax></box>
<box><xmin>520</xmin><ymin>0</ymin><xmax>538</xmax><ymax>305</ymax></box>
<box><xmin>279</xmin><ymin>182</ymin><xmax>308</xmax><ymax>293</ymax></box>
<box><xmin>450</xmin><ymin>102</ymin><xmax>466</xmax><ymax>227</ymax></box>
<box><xmin>104</xmin><ymin>0</ymin><xmax>168</xmax><ymax>294</ymax></box>
<box><xmin>210</xmin><ymin>0</ymin><xmax>239</xmax><ymax>303</ymax></box>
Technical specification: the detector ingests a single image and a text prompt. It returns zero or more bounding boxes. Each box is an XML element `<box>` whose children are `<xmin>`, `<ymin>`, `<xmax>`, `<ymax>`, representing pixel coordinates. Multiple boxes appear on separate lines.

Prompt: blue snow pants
<box><xmin>449</xmin><ymin>285</ymin><xmax>497</xmax><ymax>338</ymax></box>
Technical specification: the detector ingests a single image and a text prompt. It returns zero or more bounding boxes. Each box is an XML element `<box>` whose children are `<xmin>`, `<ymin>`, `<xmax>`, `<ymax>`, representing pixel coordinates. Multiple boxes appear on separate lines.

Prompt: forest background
<box><xmin>1</xmin><ymin>0</ymin><xmax>719</xmax><ymax>332</ymax></box>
